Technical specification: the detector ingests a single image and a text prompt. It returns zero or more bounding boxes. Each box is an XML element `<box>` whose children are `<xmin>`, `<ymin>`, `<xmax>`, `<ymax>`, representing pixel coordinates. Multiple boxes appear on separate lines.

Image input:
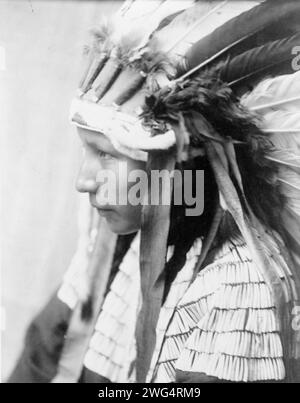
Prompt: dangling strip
<box><xmin>192</xmin><ymin>203</ymin><xmax>223</xmax><ymax>282</ymax></box>
<box><xmin>135</xmin><ymin>150</ymin><xmax>176</xmax><ymax>383</ymax></box>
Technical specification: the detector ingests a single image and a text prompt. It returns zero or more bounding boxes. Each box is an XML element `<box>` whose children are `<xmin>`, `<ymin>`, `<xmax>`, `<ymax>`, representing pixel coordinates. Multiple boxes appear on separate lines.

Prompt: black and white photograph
<box><xmin>1</xmin><ymin>0</ymin><xmax>300</xmax><ymax>385</ymax></box>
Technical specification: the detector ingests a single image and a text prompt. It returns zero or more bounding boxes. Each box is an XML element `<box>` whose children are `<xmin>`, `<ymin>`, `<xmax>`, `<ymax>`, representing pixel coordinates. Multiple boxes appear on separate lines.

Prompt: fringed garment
<box><xmin>58</xmin><ymin>229</ymin><xmax>292</xmax><ymax>383</ymax></box>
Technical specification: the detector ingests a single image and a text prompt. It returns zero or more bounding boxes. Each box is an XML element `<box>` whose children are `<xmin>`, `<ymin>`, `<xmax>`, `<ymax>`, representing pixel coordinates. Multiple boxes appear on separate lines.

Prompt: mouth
<box><xmin>89</xmin><ymin>195</ymin><xmax>116</xmax><ymax>217</ymax></box>
<box><xmin>97</xmin><ymin>207</ymin><xmax>114</xmax><ymax>214</ymax></box>
<box><xmin>89</xmin><ymin>196</ymin><xmax>111</xmax><ymax>210</ymax></box>
<box><xmin>91</xmin><ymin>203</ymin><xmax>114</xmax><ymax>215</ymax></box>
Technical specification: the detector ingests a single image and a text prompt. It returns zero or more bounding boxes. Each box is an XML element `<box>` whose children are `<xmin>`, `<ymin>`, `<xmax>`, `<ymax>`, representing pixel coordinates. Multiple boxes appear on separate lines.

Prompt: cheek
<box><xmin>107</xmin><ymin>202</ymin><xmax>142</xmax><ymax>235</ymax></box>
<box><xmin>116</xmin><ymin>160</ymin><xmax>146</xmax><ymax>195</ymax></box>
<box><xmin>113</xmin><ymin>160</ymin><xmax>145</xmax><ymax>231</ymax></box>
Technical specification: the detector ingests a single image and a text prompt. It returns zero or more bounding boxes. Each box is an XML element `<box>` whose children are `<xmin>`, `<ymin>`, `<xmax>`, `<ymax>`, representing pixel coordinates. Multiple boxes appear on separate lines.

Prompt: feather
<box><xmin>220</xmin><ymin>33</ymin><xmax>300</xmax><ymax>89</ymax></box>
<box><xmin>123</xmin><ymin>1</ymin><xmax>227</xmax><ymax>87</ymax></box>
<box><xmin>282</xmin><ymin>209</ymin><xmax>300</xmax><ymax>248</ymax></box>
<box><xmin>79</xmin><ymin>20</ymin><xmax>113</xmax><ymax>94</ymax></box>
<box><xmin>154</xmin><ymin>9</ymin><xmax>185</xmax><ymax>32</ymax></box>
<box><xmin>83</xmin><ymin>0</ymin><xmax>193</xmax><ymax>104</ymax></box>
<box><xmin>147</xmin><ymin>1</ymin><xmax>257</xmax><ymax>69</ymax></box>
<box><xmin>278</xmin><ymin>173</ymin><xmax>300</xmax><ymax>192</ymax></box>
<box><xmin>242</xmin><ymin>70</ymin><xmax>300</xmax><ymax>320</ymax></box>
<box><xmin>114</xmin><ymin>73</ymin><xmax>145</xmax><ymax>106</ymax></box>
<box><xmin>177</xmin><ymin>0</ymin><xmax>300</xmax><ymax>81</ymax></box>
<box><xmin>267</xmin><ymin>151</ymin><xmax>300</xmax><ymax>171</ymax></box>
<box><xmin>81</xmin><ymin>0</ymin><xmax>193</xmax><ymax>99</ymax></box>
<box><xmin>242</xmin><ymin>71</ymin><xmax>300</xmax><ymax>112</ymax></box>
<box><xmin>267</xmin><ymin>127</ymin><xmax>300</xmax><ymax>174</ymax></box>
<box><xmin>137</xmin><ymin>2</ymin><xmax>300</xmax><ymax>380</ymax></box>
<box><xmin>113</xmin><ymin>0</ymin><xmax>194</xmax><ymax>51</ymax></box>
<box><xmin>243</xmin><ymin>72</ymin><xmax>300</xmax><ymax>174</ymax></box>
<box><xmin>152</xmin><ymin>1</ymin><xmax>228</xmax><ymax>53</ymax></box>
<box><xmin>262</xmin><ymin>111</ymin><xmax>300</xmax><ymax>133</ymax></box>
<box><xmin>80</xmin><ymin>54</ymin><xmax>109</xmax><ymax>96</ymax></box>
<box><xmin>88</xmin><ymin>57</ymin><xmax>122</xmax><ymax>101</ymax></box>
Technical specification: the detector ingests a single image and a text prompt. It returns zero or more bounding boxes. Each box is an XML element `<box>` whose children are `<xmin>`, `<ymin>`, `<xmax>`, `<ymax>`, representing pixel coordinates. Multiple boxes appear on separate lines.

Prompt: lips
<box><xmin>94</xmin><ymin>205</ymin><xmax>115</xmax><ymax>216</ymax></box>
<box><xmin>89</xmin><ymin>202</ymin><xmax>115</xmax><ymax>217</ymax></box>
<box><xmin>97</xmin><ymin>207</ymin><xmax>113</xmax><ymax>213</ymax></box>
<box><xmin>92</xmin><ymin>204</ymin><xmax>114</xmax><ymax>213</ymax></box>
<box><xmin>90</xmin><ymin>196</ymin><xmax>113</xmax><ymax>212</ymax></box>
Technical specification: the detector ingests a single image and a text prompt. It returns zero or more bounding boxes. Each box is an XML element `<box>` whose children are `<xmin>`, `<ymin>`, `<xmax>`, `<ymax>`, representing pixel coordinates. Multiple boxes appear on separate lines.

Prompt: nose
<box><xmin>76</xmin><ymin>159</ymin><xmax>99</xmax><ymax>193</ymax></box>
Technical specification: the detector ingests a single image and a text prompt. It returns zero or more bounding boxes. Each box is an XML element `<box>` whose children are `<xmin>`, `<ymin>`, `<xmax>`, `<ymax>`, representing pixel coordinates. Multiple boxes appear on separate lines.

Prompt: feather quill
<box><xmin>267</xmin><ymin>151</ymin><xmax>300</xmax><ymax>172</ymax></box>
<box><xmin>262</xmin><ymin>112</ymin><xmax>300</xmax><ymax>134</ymax></box>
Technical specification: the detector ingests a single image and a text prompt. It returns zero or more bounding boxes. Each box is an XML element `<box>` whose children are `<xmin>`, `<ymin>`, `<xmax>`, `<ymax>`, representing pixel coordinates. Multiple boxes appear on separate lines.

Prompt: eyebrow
<box><xmin>84</xmin><ymin>133</ymin><xmax>122</xmax><ymax>157</ymax></box>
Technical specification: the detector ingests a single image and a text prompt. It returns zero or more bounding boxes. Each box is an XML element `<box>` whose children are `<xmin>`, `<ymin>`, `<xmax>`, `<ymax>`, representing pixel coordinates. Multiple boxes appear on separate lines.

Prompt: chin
<box><xmin>106</xmin><ymin>219</ymin><xmax>140</xmax><ymax>235</ymax></box>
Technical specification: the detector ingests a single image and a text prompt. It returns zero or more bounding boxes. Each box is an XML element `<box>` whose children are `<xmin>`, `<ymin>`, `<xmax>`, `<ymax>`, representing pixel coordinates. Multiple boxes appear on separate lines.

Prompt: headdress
<box><xmin>62</xmin><ymin>0</ymin><xmax>300</xmax><ymax>382</ymax></box>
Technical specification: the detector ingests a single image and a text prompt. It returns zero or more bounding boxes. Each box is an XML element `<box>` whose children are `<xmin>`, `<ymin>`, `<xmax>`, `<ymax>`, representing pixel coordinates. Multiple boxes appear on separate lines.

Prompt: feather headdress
<box><xmin>138</xmin><ymin>1</ymin><xmax>300</xmax><ymax>382</ymax></box>
<box><xmin>61</xmin><ymin>0</ymin><xmax>300</xmax><ymax>383</ymax></box>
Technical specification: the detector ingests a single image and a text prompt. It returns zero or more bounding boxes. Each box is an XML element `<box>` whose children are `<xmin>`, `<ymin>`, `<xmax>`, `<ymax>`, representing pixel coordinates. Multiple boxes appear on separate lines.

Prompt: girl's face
<box><xmin>76</xmin><ymin>127</ymin><xmax>146</xmax><ymax>234</ymax></box>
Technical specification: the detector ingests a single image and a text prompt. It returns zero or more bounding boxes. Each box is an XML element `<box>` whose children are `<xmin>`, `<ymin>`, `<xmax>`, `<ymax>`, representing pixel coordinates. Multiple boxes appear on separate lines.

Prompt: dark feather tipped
<box><xmin>179</xmin><ymin>0</ymin><xmax>300</xmax><ymax>78</ymax></box>
<box><xmin>220</xmin><ymin>33</ymin><xmax>300</xmax><ymax>90</ymax></box>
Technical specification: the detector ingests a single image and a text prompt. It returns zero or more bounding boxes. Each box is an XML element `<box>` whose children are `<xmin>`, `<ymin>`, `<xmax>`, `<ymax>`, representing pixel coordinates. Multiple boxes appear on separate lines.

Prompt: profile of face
<box><xmin>76</xmin><ymin>127</ymin><xmax>146</xmax><ymax>234</ymax></box>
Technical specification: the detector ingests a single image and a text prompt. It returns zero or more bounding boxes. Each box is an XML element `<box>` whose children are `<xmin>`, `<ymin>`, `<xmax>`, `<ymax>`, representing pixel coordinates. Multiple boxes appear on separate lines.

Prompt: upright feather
<box><xmin>220</xmin><ymin>33</ymin><xmax>300</xmax><ymax>90</ymax></box>
<box><xmin>176</xmin><ymin>0</ymin><xmax>300</xmax><ymax>81</ymax></box>
<box><xmin>242</xmin><ymin>71</ymin><xmax>300</xmax><ymax>309</ymax></box>
<box><xmin>145</xmin><ymin>1</ymin><xmax>257</xmax><ymax>71</ymax></box>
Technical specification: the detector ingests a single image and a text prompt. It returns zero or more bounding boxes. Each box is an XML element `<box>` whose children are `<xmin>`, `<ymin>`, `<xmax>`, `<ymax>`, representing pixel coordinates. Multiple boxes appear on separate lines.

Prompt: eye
<box><xmin>98</xmin><ymin>150</ymin><xmax>113</xmax><ymax>160</ymax></box>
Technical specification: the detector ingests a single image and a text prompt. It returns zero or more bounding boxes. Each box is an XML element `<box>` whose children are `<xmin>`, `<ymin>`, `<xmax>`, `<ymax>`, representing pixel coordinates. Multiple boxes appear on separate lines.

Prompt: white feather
<box><xmin>261</xmin><ymin>110</ymin><xmax>300</xmax><ymax>133</ymax></box>
<box><xmin>149</xmin><ymin>1</ymin><xmax>258</xmax><ymax>65</ymax></box>
<box><xmin>267</xmin><ymin>151</ymin><xmax>300</xmax><ymax>170</ymax></box>
<box><xmin>242</xmin><ymin>70</ymin><xmax>300</xmax><ymax>112</ymax></box>
<box><xmin>113</xmin><ymin>0</ymin><xmax>194</xmax><ymax>50</ymax></box>
<box><xmin>243</xmin><ymin>70</ymin><xmax>300</xmax><ymax>262</ymax></box>
<box><xmin>261</xmin><ymin>110</ymin><xmax>300</xmax><ymax>173</ymax></box>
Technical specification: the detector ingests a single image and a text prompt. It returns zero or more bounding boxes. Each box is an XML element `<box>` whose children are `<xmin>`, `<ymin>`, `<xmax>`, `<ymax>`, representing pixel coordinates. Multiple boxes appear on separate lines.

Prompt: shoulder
<box><xmin>176</xmin><ymin>239</ymin><xmax>284</xmax><ymax>382</ymax></box>
<box><xmin>155</xmin><ymin>238</ymin><xmax>285</xmax><ymax>382</ymax></box>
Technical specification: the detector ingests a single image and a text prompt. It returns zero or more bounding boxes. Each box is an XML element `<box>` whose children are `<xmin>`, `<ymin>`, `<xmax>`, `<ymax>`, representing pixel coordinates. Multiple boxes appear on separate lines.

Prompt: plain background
<box><xmin>0</xmin><ymin>0</ymin><xmax>260</xmax><ymax>381</ymax></box>
<box><xmin>0</xmin><ymin>0</ymin><xmax>120</xmax><ymax>380</ymax></box>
